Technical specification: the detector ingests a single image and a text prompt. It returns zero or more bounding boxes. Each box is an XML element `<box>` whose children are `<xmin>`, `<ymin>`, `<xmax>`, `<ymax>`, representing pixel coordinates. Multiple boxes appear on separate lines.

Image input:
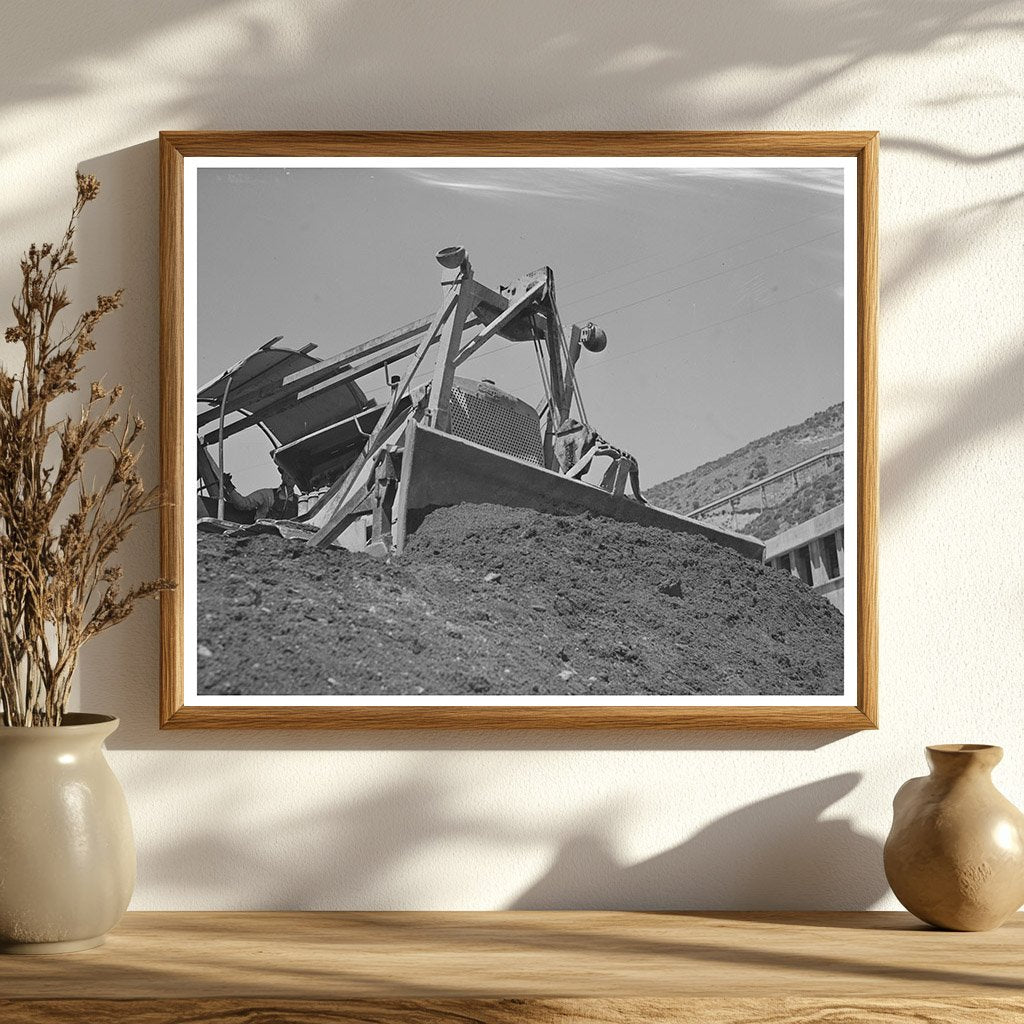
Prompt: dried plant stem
<box><xmin>0</xmin><ymin>174</ymin><xmax>173</xmax><ymax>726</ymax></box>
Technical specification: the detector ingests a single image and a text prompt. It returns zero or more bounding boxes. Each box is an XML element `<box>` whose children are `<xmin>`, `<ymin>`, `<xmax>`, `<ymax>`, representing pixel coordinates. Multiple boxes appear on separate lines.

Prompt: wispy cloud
<box><xmin>400</xmin><ymin>171</ymin><xmax>581</xmax><ymax>201</ymax></box>
<box><xmin>699</xmin><ymin>167</ymin><xmax>845</xmax><ymax>196</ymax></box>
<box><xmin>401</xmin><ymin>166</ymin><xmax>845</xmax><ymax>203</ymax></box>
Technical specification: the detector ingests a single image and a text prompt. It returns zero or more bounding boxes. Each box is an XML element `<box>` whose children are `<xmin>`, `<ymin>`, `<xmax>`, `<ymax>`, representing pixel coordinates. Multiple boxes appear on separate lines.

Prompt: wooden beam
<box><xmin>283</xmin><ymin>275</ymin><xmax>547</xmax><ymax>397</ymax></box>
<box><xmin>200</xmin><ymin>312</ymin><xmax>483</xmax><ymax>441</ymax></box>
<box><xmin>561</xmin><ymin>323</ymin><xmax>583</xmax><ymax>421</ymax></box>
<box><xmin>197</xmin><ymin>277</ymin><xmax>543</xmax><ymax>432</ymax></box>
<box><xmin>196</xmin><ymin>272</ymin><xmax>542</xmax><ymax>427</ymax></box>
<box><xmin>295</xmin><ymin>338</ymin><xmax>426</xmax><ymax>402</ymax></box>
<box><xmin>426</xmin><ymin>266</ymin><xmax>475</xmax><ymax>431</ymax></box>
<box><xmin>304</xmin><ymin>289</ymin><xmax>460</xmax><ymax>545</ymax></box>
<box><xmin>281</xmin><ymin>315</ymin><xmax>436</xmax><ymax>394</ymax></box>
<box><xmin>466</xmin><ymin>279</ymin><xmax>546</xmax><ymax>347</ymax></box>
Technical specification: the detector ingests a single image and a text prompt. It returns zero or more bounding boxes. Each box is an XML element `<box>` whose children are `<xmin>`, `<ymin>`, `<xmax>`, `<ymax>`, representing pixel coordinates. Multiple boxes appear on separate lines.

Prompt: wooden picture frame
<box><xmin>160</xmin><ymin>131</ymin><xmax>877</xmax><ymax>730</ymax></box>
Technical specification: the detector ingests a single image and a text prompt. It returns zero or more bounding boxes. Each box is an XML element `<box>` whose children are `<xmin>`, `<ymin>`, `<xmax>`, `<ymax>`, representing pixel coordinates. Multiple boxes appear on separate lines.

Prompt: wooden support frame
<box><xmin>454</xmin><ymin>279</ymin><xmax>547</xmax><ymax>366</ymax></box>
<box><xmin>425</xmin><ymin>261</ymin><xmax>476</xmax><ymax>432</ymax></box>
<box><xmin>160</xmin><ymin>131</ymin><xmax>878</xmax><ymax>730</ymax></box>
<box><xmin>302</xmin><ymin>285</ymin><xmax>459</xmax><ymax>547</ymax></box>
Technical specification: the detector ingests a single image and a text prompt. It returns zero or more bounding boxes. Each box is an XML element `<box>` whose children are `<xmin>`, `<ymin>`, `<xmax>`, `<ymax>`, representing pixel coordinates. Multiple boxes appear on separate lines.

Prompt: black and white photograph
<box><xmin>176</xmin><ymin>149</ymin><xmax>864</xmax><ymax>715</ymax></box>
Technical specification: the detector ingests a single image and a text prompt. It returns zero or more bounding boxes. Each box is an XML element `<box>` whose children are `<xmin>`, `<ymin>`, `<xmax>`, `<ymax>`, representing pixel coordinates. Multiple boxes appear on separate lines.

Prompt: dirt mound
<box><xmin>197</xmin><ymin>503</ymin><xmax>844</xmax><ymax>697</ymax></box>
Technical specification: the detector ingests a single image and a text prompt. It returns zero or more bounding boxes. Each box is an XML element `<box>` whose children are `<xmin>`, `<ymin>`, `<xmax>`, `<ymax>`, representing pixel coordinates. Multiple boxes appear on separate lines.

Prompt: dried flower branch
<box><xmin>0</xmin><ymin>174</ymin><xmax>174</xmax><ymax>726</ymax></box>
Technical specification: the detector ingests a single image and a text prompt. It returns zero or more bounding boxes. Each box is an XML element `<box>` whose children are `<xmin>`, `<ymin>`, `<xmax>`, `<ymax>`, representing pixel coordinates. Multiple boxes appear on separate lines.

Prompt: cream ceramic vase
<box><xmin>0</xmin><ymin>713</ymin><xmax>135</xmax><ymax>953</ymax></box>
<box><xmin>884</xmin><ymin>744</ymin><xmax>1024</xmax><ymax>931</ymax></box>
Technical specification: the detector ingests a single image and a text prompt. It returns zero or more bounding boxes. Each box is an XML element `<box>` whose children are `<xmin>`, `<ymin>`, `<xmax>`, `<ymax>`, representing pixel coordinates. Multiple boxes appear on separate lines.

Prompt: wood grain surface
<box><xmin>159</xmin><ymin>130</ymin><xmax>879</xmax><ymax>731</ymax></box>
<box><xmin>3</xmin><ymin>997</ymin><xmax>1023</xmax><ymax>1024</ymax></box>
<box><xmin>0</xmin><ymin>911</ymin><xmax>1019</xmax><ymax>1023</ymax></box>
<box><xmin>2</xmin><ymin>911</ymin><xmax>1020</xmax><ymax>998</ymax></box>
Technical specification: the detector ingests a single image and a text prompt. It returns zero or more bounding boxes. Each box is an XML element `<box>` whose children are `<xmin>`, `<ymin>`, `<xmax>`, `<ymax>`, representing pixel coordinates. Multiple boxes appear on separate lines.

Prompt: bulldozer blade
<box><xmin>393</xmin><ymin>421</ymin><xmax>765</xmax><ymax>561</ymax></box>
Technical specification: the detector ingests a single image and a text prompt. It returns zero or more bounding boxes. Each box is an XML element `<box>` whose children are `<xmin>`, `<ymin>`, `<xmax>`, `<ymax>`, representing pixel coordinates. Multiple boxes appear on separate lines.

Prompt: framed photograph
<box><xmin>159</xmin><ymin>131</ymin><xmax>877</xmax><ymax>729</ymax></box>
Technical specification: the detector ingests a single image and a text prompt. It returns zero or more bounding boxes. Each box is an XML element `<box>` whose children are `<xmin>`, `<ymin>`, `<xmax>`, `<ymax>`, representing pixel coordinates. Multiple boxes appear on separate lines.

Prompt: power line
<box><xmin>583</xmin><ymin>277</ymin><xmax>842</xmax><ymax>373</ymax></box>
<box><xmin>577</xmin><ymin>229</ymin><xmax>842</xmax><ymax>322</ymax></box>
<box><xmin>558</xmin><ymin>211</ymin><xmax>832</xmax><ymax>291</ymax></box>
<box><xmin>559</xmin><ymin>210</ymin><xmax>834</xmax><ymax>305</ymax></box>
<box><xmin>511</xmin><ymin>278</ymin><xmax>843</xmax><ymax>401</ymax></box>
<box><xmin>360</xmin><ymin>225</ymin><xmax>842</xmax><ymax>401</ymax></box>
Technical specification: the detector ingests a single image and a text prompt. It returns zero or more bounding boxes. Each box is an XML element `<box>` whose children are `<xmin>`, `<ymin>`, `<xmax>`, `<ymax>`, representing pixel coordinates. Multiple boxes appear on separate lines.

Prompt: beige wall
<box><xmin>2</xmin><ymin>1</ymin><xmax>1021</xmax><ymax>910</ymax></box>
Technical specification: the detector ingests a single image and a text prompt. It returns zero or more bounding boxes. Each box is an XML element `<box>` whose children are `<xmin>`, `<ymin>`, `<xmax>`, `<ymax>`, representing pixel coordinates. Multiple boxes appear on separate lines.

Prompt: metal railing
<box><xmin>687</xmin><ymin>445</ymin><xmax>843</xmax><ymax>518</ymax></box>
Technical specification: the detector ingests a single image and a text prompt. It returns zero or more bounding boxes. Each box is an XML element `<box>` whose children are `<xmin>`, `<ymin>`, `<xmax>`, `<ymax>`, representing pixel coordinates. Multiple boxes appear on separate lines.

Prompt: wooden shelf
<box><xmin>1</xmin><ymin>911</ymin><xmax>1021</xmax><ymax>1022</ymax></box>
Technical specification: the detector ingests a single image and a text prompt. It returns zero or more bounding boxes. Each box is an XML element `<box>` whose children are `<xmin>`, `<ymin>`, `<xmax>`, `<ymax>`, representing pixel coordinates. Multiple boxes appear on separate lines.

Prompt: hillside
<box><xmin>746</xmin><ymin>466</ymin><xmax>843</xmax><ymax>540</ymax></box>
<box><xmin>647</xmin><ymin>403</ymin><xmax>843</xmax><ymax>514</ymax></box>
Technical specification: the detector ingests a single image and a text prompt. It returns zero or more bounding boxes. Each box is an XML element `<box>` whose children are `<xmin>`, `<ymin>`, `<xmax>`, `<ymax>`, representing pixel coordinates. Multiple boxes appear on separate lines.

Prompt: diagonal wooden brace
<box><xmin>452</xmin><ymin>278</ymin><xmax>547</xmax><ymax>367</ymax></box>
<box><xmin>426</xmin><ymin>262</ymin><xmax>476</xmax><ymax>432</ymax></box>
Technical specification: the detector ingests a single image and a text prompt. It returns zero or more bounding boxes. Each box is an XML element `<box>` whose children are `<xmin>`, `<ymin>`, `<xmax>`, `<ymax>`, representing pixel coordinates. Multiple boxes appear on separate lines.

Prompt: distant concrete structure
<box><xmin>764</xmin><ymin>505</ymin><xmax>845</xmax><ymax>613</ymax></box>
<box><xmin>687</xmin><ymin>445</ymin><xmax>843</xmax><ymax>534</ymax></box>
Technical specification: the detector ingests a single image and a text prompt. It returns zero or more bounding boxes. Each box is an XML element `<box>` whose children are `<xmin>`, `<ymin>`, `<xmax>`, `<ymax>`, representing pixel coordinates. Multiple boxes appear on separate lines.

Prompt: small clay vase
<box><xmin>884</xmin><ymin>744</ymin><xmax>1024</xmax><ymax>931</ymax></box>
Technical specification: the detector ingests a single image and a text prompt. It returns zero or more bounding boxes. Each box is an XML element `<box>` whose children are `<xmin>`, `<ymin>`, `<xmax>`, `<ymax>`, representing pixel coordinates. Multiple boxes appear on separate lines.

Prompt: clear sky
<box><xmin>197</xmin><ymin>164</ymin><xmax>844</xmax><ymax>493</ymax></box>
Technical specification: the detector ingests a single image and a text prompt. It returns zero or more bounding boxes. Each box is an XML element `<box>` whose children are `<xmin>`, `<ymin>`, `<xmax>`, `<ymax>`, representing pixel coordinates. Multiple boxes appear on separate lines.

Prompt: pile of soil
<box><xmin>196</xmin><ymin>503</ymin><xmax>844</xmax><ymax>697</ymax></box>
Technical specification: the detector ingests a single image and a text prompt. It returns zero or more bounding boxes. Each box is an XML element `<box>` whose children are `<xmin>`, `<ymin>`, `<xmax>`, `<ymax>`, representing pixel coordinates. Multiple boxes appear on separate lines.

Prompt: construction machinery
<box><xmin>196</xmin><ymin>247</ymin><xmax>763</xmax><ymax>561</ymax></box>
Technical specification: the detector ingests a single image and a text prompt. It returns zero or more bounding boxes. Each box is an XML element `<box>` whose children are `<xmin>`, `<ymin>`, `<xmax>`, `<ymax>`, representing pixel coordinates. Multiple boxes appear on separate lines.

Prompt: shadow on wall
<box><xmin>512</xmin><ymin>773</ymin><xmax>886</xmax><ymax>910</ymax></box>
<box><xmin>1</xmin><ymin>0</ymin><xmax>1019</xmax><ymax>249</ymax></box>
<box><xmin>882</xmin><ymin>334</ymin><xmax>1024</xmax><ymax>511</ymax></box>
<box><xmin>128</xmin><ymin>754</ymin><xmax>886</xmax><ymax>909</ymax></box>
<box><xmin>3</xmin><ymin>1</ymin><xmax>1015</xmax><ymax>131</ymax></box>
<box><xmin>881</xmin><ymin>191</ymin><xmax>1023</xmax><ymax>313</ymax></box>
<box><xmin>134</xmin><ymin>762</ymin><xmax>544</xmax><ymax>909</ymax></box>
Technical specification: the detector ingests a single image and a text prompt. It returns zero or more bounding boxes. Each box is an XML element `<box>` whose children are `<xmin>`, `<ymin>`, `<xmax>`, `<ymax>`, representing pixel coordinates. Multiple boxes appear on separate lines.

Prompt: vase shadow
<box><xmin>512</xmin><ymin>773</ymin><xmax>888</xmax><ymax>910</ymax></box>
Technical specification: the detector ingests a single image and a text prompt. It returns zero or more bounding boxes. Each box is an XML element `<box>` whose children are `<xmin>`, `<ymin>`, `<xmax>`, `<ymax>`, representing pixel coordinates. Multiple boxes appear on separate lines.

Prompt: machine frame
<box><xmin>195</xmin><ymin>249</ymin><xmax>762</xmax><ymax>562</ymax></box>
